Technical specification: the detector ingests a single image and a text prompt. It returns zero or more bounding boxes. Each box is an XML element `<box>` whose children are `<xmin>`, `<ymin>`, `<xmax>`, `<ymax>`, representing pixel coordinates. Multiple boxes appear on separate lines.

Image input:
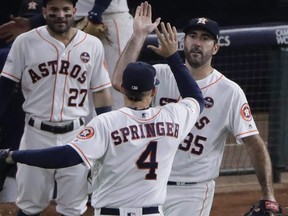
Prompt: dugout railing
<box><xmin>139</xmin><ymin>23</ymin><xmax>288</xmax><ymax>182</ymax></box>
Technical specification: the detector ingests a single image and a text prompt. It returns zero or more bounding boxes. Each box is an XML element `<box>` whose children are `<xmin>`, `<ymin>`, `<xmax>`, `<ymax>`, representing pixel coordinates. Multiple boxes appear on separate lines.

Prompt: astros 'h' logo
<box><xmin>77</xmin><ymin>126</ymin><xmax>94</xmax><ymax>140</ymax></box>
<box><xmin>240</xmin><ymin>103</ymin><xmax>252</xmax><ymax>121</ymax></box>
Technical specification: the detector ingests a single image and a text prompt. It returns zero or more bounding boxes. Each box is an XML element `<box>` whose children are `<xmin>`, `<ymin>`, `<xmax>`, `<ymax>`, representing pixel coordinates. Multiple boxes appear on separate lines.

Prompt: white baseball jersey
<box><xmin>1</xmin><ymin>26</ymin><xmax>111</xmax><ymax>121</ymax></box>
<box><xmin>152</xmin><ymin>64</ymin><xmax>259</xmax><ymax>182</ymax></box>
<box><xmin>74</xmin><ymin>0</ymin><xmax>133</xmax><ymax>110</ymax></box>
<box><xmin>69</xmin><ymin>98</ymin><xmax>200</xmax><ymax>208</ymax></box>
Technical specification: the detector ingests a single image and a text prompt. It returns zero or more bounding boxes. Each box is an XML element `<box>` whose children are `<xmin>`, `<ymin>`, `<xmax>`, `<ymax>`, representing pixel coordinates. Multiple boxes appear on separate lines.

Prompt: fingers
<box><xmin>135</xmin><ymin>1</ymin><xmax>149</xmax><ymax>18</ymax></box>
<box><xmin>158</xmin><ymin>22</ymin><xmax>178</xmax><ymax>43</ymax></box>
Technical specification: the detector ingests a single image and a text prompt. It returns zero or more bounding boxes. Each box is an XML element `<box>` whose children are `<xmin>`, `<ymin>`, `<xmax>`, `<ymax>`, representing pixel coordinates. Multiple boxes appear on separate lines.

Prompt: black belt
<box><xmin>167</xmin><ymin>181</ymin><xmax>197</xmax><ymax>186</ymax></box>
<box><xmin>100</xmin><ymin>207</ymin><xmax>159</xmax><ymax>215</ymax></box>
<box><xmin>28</xmin><ymin>118</ymin><xmax>84</xmax><ymax>134</ymax></box>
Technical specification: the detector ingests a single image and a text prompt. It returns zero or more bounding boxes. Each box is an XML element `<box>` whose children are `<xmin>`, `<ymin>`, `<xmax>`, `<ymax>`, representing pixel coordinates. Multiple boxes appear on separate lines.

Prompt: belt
<box><xmin>167</xmin><ymin>181</ymin><xmax>197</xmax><ymax>186</ymax></box>
<box><xmin>100</xmin><ymin>207</ymin><xmax>159</xmax><ymax>215</ymax></box>
<box><xmin>28</xmin><ymin>118</ymin><xmax>84</xmax><ymax>134</ymax></box>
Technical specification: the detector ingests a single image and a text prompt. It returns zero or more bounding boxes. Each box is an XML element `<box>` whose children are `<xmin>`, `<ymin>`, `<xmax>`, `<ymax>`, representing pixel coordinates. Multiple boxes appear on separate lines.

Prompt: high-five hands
<box><xmin>148</xmin><ymin>22</ymin><xmax>178</xmax><ymax>58</ymax></box>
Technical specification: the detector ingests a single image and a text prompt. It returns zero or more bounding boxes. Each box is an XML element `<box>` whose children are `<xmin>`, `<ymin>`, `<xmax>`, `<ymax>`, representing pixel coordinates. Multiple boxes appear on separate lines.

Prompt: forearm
<box><xmin>93</xmin><ymin>88</ymin><xmax>112</xmax><ymax>114</ymax></box>
<box><xmin>9</xmin><ymin>145</ymin><xmax>83</xmax><ymax>169</ymax></box>
<box><xmin>112</xmin><ymin>34</ymin><xmax>147</xmax><ymax>92</ymax></box>
<box><xmin>0</xmin><ymin>76</ymin><xmax>17</xmax><ymax>117</ymax></box>
<box><xmin>89</xmin><ymin>0</ymin><xmax>112</xmax><ymax>23</ymax></box>
<box><xmin>244</xmin><ymin>135</ymin><xmax>275</xmax><ymax>201</ymax></box>
<box><xmin>166</xmin><ymin>52</ymin><xmax>204</xmax><ymax>112</ymax></box>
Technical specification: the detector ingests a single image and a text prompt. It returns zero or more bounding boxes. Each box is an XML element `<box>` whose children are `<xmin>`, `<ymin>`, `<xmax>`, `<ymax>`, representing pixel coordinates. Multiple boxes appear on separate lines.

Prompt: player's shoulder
<box><xmin>153</xmin><ymin>63</ymin><xmax>175</xmax><ymax>79</ymax></box>
<box><xmin>153</xmin><ymin>63</ymin><xmax>171</xmax><ymax>71</ymax></box>
<box><xmin>163</xmin><ymin>97</ymin><xmax>199</xmax><ymax>115</ymax></box>
<box><xmin>214</xmin><ymin>69</ymin><xmax>243</xmax><ymax>91</ymax></box>
<box><xmin>11</xmin><ymin>27</ymin><xmax>40</xmax><ymax>46</ymax></box>
<box><xmin>75</xmin><ymin>29</ymin><xmax>103</xmax><ymax>44</ymax></box>
<box><xmin>16</xmin><ymin>26</ymin><xmax>40</xmax><ymax>40</ymax></box>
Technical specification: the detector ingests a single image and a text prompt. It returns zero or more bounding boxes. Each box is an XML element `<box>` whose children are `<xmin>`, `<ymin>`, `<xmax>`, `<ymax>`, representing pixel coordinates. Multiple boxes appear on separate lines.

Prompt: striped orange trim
<box><xmin>201</xmin><ymin>74</ymin><xmax>224</xmax><ymax>90</ymax></box>
<box><xmin>70</xmin><ymin>143</ymin><xmax>92</xmax><ymax>168</ymax></box>
<box><xmin>235</xmin><ymin>130</ymin><xmax>259</xmax><ymax>139</ymax></box>
<box><xmin>1</xmin><ymin>71</ymin><xmax>20</xmax><ymax>81</ymax></box>
<box><xmin>91</xmin><ymin>82</ymin><xmax>112</xmax><ymax>91</ymax></box>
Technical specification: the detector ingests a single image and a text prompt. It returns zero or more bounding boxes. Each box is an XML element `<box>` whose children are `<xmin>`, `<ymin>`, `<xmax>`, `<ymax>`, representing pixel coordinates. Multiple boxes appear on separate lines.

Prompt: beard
<box><xmin>184</xmin><ymin>47</ymin><xmax>203</xmax><ymax>68</ymax></box>
<box><xmin>46</xmin><ymin>18</ymin><xmax>74</xmax><ymax>34</ymax></box>
<box><xmin>184</xmin><ymin>46</ymin><xmax>213</xmax><ymax>69</ymax></box>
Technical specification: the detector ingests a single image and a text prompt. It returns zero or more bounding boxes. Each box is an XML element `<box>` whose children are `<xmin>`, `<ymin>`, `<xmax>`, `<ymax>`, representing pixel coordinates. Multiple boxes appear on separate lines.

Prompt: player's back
<box><xmin>70</xmin><ymin>98</ymin><xmax>200</xmax><ymax>208</ymax></box>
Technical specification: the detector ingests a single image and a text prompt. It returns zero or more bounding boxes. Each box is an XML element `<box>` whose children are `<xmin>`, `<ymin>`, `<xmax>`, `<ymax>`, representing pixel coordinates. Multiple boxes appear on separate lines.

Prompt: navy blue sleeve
<box><xmin>11</xmin><ymin>145</ymin><xmax>83</xmax><ymax>169</ymax></box>
<box><xmin>0</xmin><ymin>76</ymin><xmax>17</xmax><ymax>118</ymax></box>
<box><xmin>88</xmin><ymin>0</ymin><xmax>113</xmax><ymax>23</ymax></box>
<box><xmin>166</xmin><ymin>52</ymin><xmax>205</xmax><ymax>113</ymax></box>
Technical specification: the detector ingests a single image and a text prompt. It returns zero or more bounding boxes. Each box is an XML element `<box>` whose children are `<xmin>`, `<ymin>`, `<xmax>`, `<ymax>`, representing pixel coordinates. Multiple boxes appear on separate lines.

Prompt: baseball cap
<box><xmin>122</xmin><ymin>62</ymin><xmax>160</xmax><ymax>92</ymax></box>
<box><xmin>19</xmin><ymin>0</ymin><xmax>43</xmax><ymax>18</ymax></box>
<box><xmin>43</xmin><ymin>0</ymin><xmax>78</xmax><ymax>7</ymax></box>
<box><xmin>183</xmin><ymin>17</ymin><xmax>219</xmax><ymax>40</ymax></box>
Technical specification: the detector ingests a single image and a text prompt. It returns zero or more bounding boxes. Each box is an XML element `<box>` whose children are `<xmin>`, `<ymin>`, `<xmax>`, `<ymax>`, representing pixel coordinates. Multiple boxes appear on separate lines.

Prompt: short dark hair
<box><xmin>122</xmin><ymin>88</ymin><xmax>151</xmax><ymax>102</ymax></box>
<box><xmin>43</xmin><ymin>0</ymin><xmax>78</xmax><ymax>7</ymax></box>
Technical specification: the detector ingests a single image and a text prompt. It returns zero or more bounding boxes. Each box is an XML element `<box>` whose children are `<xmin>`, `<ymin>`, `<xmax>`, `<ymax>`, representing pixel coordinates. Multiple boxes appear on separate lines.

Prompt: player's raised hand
<box><xmin>0</xmin><ymin>16</ymin><xmax>31</xmax><ymax>44</ymax></box>
<box><xmin>133</xmin><ymin>1</ymin><xmax>161</xmax><ymax>39</ymax></box>
<box><xmin>148</xmin><ymin>22</ymin><xmax>178</xmax><ymax>58</ymax></box>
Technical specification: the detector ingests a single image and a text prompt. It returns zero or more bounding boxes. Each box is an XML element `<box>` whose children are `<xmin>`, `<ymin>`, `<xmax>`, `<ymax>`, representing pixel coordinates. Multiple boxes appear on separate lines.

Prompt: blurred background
<box><xmin>128</xmin><ymin>0</ymin><xmax>288</xmax><ymax>28</ymax></box>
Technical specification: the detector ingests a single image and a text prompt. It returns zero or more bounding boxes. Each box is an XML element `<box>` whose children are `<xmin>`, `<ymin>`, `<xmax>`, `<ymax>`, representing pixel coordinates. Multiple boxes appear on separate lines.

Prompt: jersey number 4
<box><xmin>136</xmin><ymin>141</ymin><xmax>158</xmax><ymax>180</ymax></box>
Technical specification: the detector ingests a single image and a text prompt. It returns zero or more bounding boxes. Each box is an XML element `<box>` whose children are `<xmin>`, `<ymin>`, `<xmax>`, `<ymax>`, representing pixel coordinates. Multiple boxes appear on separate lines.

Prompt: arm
<box><xmin>148</xmin><ymin>22</ymin><xmax>204</xmax><ymax>111</ymax></box>
<box><xmin>243</xmin><ymin>134</ymin><xmax>276</xmax><ymax>201</ymax></box>
<box><xmin>0</xmin><ymin>14</ymin><xmax>45</xmax><ymax>44</ymax></box>
<box><xmin>112</xmin><ymin>1</ymin><xmax>161</xmax><ymax>92</ymax></box>
<box><xmin>5</xmin><ymin>145</ymin><xmax>83</xmax><ymax>168</ymax></box>
<box><xmin>0</xmin><ymin>76</ymin><xmax>17</xmax><ymax>117</ymax></box>
<box><xmin>93</xmin><ymin>88</ymin><xmax>112</xmax><ymax>115</ymax></box>
<box><xmin>88</xmin><ymin>0</ymin><xmax>113</xmax><ymax>23</ymax></box>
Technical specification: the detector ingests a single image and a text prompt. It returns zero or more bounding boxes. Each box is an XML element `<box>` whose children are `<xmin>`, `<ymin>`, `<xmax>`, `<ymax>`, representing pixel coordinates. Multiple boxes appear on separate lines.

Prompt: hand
<box><xmin>75</xmin><ymin>17</ymin><xmax>112</xmax><ymax>45</ymax></box>
<box><xmin>0</xmin><ymin>16</ymin><xmax>31</xmax><ymax>44</ymax></box>
<box><xmin>133</xmin><ymin>1</ymin><xmax>161</xmax><ymax>39</ymax></box>
<box><xmin>147</xmin><ymin>22</ymin><xmax>178</xmax><ymax>58</ymax></box>
<box><xmin>243</xmin><ymin>200</ymin><xmax>283</xmax><ymax>216</ymax></box>
<box><xmin>0</xmin><ymin>149</ymin><xmax>14</xmax><ymax>192</ymax></box>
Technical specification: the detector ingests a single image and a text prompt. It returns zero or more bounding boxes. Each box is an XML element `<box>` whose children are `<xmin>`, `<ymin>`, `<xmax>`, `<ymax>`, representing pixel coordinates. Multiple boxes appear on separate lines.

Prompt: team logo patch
<box><xmin>240</xmin><ymin>103</ymin><xmax>252</xmax><ymax>121</ymax></box>
<box><xmin>77</xmin><ymin>126</ymin><xmax>94</xmax><ymax>140</ymax></box>
<box><xmin>204</xmin><ymin>97</ymin><xmax>214</xmax><ymax>108</ymax></box>
<box><xmin>80</xmin><ymin>52</ymin><xmax>90</xmax><ymax>63</ymax></box>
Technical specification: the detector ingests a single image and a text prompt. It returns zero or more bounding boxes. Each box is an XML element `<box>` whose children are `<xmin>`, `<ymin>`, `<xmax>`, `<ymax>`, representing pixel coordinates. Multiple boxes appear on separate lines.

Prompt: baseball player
<box><xmin>75</xmin><ymin>0</ymin><xmax>133</xmax><ymax>110</ymax></box>
<box><xmin>0</xmin><ymin>0</ymin><xmax>133</xmax><ymax>112</ymax></box>
<box><xmin>0</xmin><ymin>18</ymin><xmax>204</xmax><ymax>216</ymax></box>
<box><xmin>112</xmin><ymin>4</ymin><xmax>279</xmax><ymax>216</ymax></box>
<box><xmin>0</xmin><ymin>0</ymin><xmax>112</xmax><ymax>215</ymax></box>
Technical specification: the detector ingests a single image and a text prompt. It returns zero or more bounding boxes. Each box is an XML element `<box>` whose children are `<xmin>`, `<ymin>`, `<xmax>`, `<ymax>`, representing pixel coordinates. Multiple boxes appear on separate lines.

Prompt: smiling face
<box><xmin>184</xmin><ymin>28</ymin><xmax>219</xmax><ymax>69</ymax></box>
<box><xmin>43</xmin><ymin>0</ymin><xmax>76</xmax><ymax>34</ymax></box>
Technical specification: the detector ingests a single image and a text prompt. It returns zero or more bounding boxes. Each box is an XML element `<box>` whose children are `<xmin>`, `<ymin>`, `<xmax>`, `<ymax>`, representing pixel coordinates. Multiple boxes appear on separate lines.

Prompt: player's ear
<box><xmin>120</xmin><ymin>84</ymin><xmax>125</xmax><ymax>94</ymax></box>
<box><xmin>212</xmin><ymin>43</ymin><xmax>220</xmax><ymax>55</ymax></box>
<box><xmin>42</xmin><ymin>7</ymin><xmax>47</xmax><ymax>19</ymax></box>
<box><xmin>151</xmin><ymin>87</ymin><xmax>157</xmax><ymax>97</ymax></box>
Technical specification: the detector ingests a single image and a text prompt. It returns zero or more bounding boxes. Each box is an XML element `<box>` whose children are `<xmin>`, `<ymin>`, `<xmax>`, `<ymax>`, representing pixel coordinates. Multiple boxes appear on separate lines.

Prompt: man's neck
<box><xmin>47</xmin><ymin>27</ymin><xmax>77</xmax><ymax>47</ymax></box>
<box><xmin>186</xmin><ymin>61</ymin><xmax>214</xmax><ymax>81</ymax></box>
<box><xmin>125</xmin><ymin>98</ymin><xmax>152</xmax><ymax>110</ymax></box>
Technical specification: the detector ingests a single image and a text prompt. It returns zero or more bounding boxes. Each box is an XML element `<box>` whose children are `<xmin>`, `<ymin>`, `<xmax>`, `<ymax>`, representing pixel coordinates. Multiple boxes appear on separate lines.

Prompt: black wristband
<box><xmin>95</xmin><ymin>106</ymin><xmax>112</xmax><ymax>115</ymax></box>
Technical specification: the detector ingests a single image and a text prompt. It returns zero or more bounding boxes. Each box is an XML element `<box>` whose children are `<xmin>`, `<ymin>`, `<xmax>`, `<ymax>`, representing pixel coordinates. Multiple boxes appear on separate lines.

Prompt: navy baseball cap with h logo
<box><xmin>183</xmin><ymin>17</ymin><xmax>220</xmax><ymax>40</ymax></box>
<box><xmin>122</xmin><ymin>61</ymin><xmax>160</xmax><ymax>92</ymax></box>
